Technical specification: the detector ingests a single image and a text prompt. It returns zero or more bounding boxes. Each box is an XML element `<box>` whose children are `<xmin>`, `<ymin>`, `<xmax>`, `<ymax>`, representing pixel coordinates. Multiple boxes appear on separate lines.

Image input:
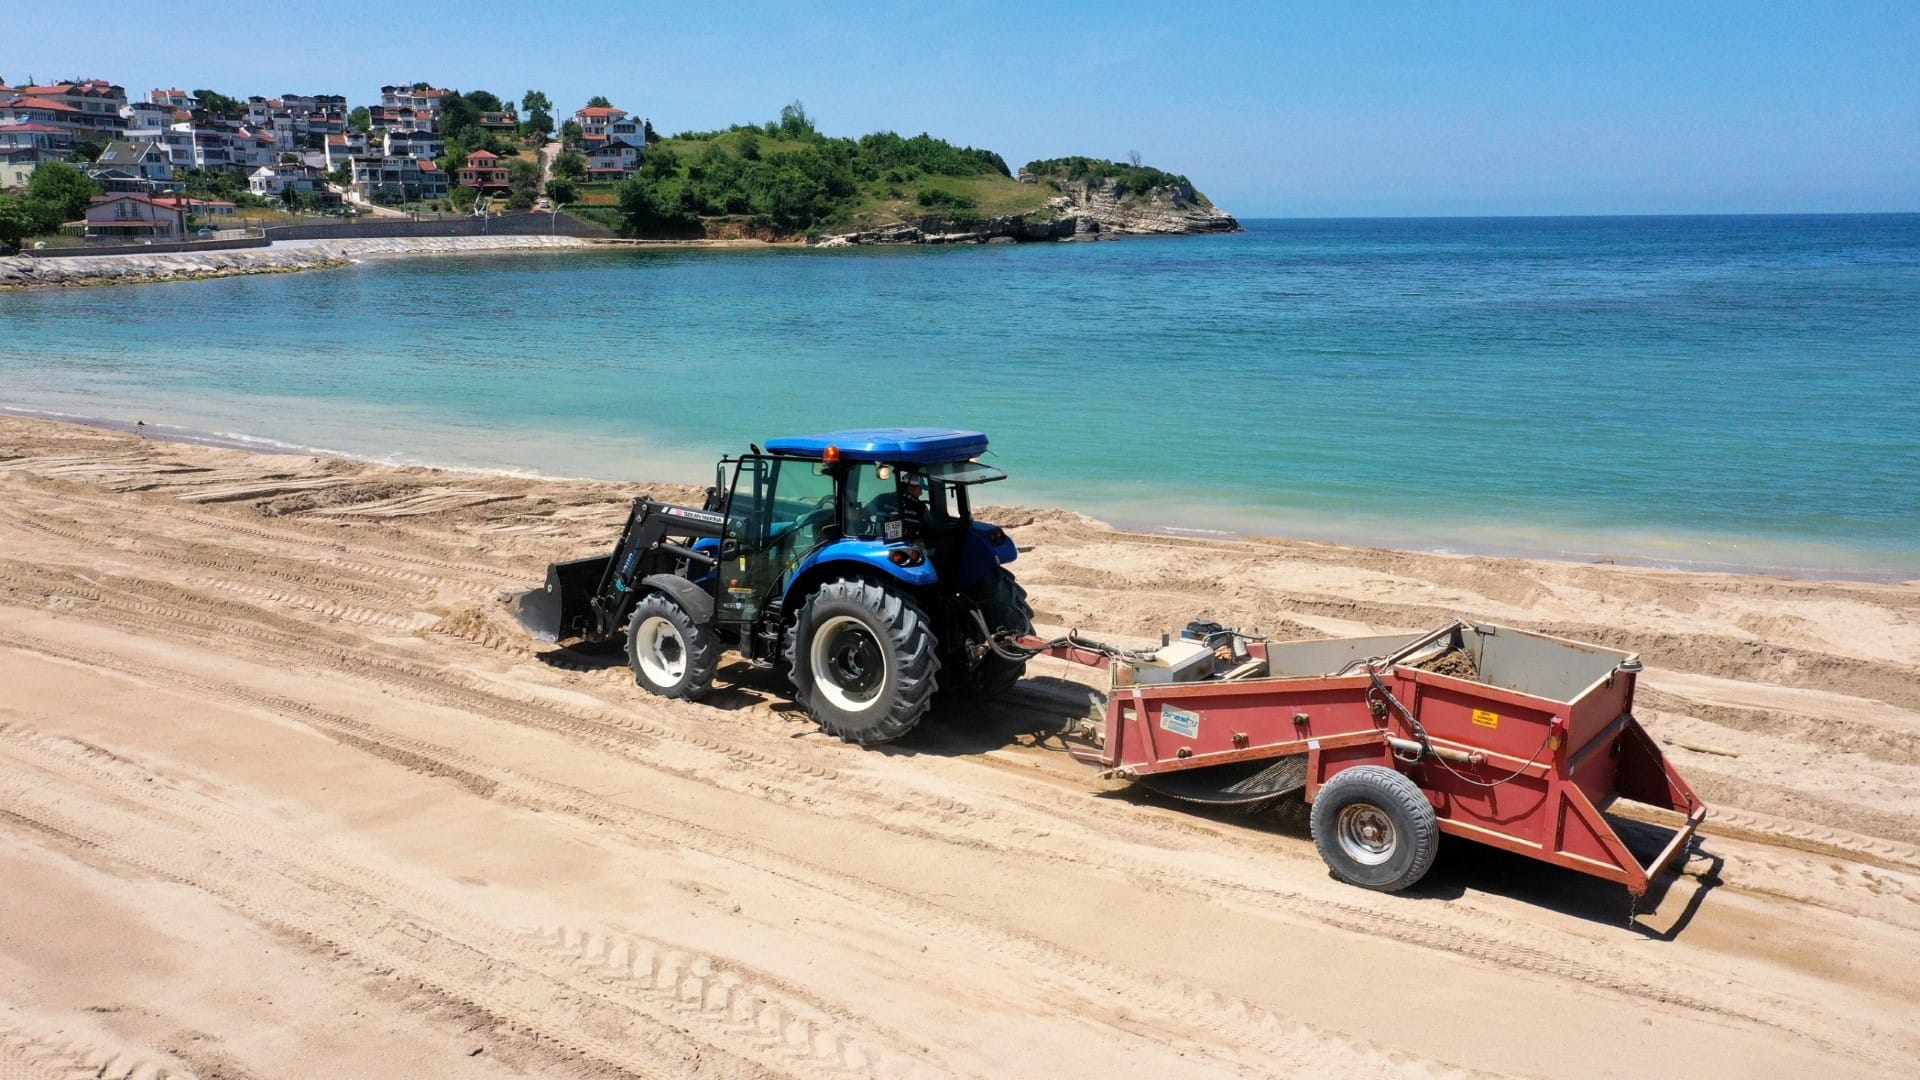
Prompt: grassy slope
<box><xmin>653</xmin><ymin>130</ymin><xmax>1056</xmax><ymax>231</ymax></box>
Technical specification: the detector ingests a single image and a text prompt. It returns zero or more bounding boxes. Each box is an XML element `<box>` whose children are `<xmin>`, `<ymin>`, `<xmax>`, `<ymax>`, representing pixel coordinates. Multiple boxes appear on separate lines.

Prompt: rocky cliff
<box><xmin>812</xmin><ymin>177</ymin><xmax>1240</xmax><ymax>247</ymax></box>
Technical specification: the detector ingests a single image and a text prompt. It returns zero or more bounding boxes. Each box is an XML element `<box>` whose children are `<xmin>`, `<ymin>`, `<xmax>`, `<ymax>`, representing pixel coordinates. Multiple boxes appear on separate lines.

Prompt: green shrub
<box><xmin>1021</xmin><ymin>156</ymin><xmax>1190</xmax><ymax>197</ymax></box>
<box><xmin>915</xmin><ymin>188</ymin><xmax>977</xmax><ymax>211</ymax></box>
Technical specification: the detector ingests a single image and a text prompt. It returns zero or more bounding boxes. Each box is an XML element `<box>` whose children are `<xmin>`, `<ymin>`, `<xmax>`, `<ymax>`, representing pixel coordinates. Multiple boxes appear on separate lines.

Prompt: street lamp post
<box><xmin>549</xmin><ymin>201</ymin><xmax>567</xmax><ymax>236</ymax></box>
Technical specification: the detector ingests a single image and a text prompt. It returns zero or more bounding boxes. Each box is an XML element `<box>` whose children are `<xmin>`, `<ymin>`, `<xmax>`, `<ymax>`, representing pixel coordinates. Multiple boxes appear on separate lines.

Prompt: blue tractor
<box><xmin>512</xmin><ymin>428</ymin><xmax>1035</xmax><ymax>744</ymax></box>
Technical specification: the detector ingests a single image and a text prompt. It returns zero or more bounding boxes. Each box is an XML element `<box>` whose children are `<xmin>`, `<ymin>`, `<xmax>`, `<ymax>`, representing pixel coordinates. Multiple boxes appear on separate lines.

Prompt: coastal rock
<box><xmin>1049</xmin><ymin>178</ymin><xmax>1242</xmax><ymax>237</ymax></box>
<box><xmin>810</xmin><ymin>178</ymin><xmax>1239</xmax><ymax>247</ymax></box>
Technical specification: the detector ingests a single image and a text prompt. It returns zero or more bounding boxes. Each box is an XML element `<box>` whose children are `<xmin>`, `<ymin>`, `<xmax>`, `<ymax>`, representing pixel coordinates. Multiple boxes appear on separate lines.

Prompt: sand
<box><xmin>1</xmin><ymin>413</ymin><xmax>1916</xmax><ymax>1079</ymax></box>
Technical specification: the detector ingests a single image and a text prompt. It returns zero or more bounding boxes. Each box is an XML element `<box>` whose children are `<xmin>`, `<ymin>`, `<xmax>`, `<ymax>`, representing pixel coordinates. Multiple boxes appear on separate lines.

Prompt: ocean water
<box><xmin>3</xmin><ymin>215</ymin><xmax>1917</xmax><ymax>577</ymax></box>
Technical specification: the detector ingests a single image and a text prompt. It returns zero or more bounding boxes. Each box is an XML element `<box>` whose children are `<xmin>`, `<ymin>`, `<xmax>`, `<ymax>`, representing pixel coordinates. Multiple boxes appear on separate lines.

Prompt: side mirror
<box><xmin>719</xmin><ymin>538</ymin><xmax>741</xmax><ymax>560</ymax></box>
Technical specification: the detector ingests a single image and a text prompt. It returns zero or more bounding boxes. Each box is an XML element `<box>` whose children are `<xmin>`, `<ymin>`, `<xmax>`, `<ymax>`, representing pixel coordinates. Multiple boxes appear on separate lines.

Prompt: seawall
<box><xmin>0</xmin><ymin>235</ymin><xmax>594</xmax><ymax>290</ymax></box>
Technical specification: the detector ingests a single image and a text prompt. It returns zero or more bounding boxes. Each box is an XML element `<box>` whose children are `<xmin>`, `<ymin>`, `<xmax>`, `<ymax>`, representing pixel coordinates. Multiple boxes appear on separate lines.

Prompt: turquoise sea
<box><xmin>3</xmin><ymin>215</ymin><xmax>1917</xmax><ymax>578</ymax></box>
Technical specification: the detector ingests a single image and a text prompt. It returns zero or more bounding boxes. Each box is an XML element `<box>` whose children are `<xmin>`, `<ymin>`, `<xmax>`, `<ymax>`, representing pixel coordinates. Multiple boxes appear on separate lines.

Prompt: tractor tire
<box><xmin>1309</xmin><ymin>765</ymin><xmax>1439</xmax><ymax>893</ymax></box>
<box><xmin>943</xmin><ymin>568</ymin><xmax>1035</xmax><ymax>698</ymax></box>
<box><xmin>787</xmin><ymin>578</ymin><xmax>939</xmax><ymax>745</ymax></box>
<box><xmin>627</xmin><ymin>592</ymin><xmax>719</xmax><ymax>701</ymax></box>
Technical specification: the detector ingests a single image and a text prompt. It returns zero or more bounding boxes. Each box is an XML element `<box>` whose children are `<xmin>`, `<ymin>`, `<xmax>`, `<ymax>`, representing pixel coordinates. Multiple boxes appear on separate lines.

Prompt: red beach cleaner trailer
<box><xmin>1012</xmin><ymin>620</ymin><xmax>1705</xmax><ymax>905</ymax></box>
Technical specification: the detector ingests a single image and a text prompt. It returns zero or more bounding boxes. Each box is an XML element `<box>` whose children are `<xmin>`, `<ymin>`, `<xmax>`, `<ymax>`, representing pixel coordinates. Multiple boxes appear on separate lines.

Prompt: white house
<box><xmin>586</xmin><ymin>138</ymin><xmax>642</xmax><ymax>181</ymax></box>
<box><xmin>382</xmin><ymin>128</ymin><xmax>443</xmax><ymax>161</ymax></box>
<box><xmin>1</xmin><ymin>147</ymin><xmax>59</xmax><ymax>190</ymax></box>
<box><xmin>0</xmin><ymin>122</ymin><xmax>75</xmax><ymax>154</ymax></box>
<box><xmin>90</xmin><ymin>140</ymin><xmax>175</xmax><ymax>190</ymax></box>
<box><xmin>349</xmin><ymin>155</ymin><xmax>449</xmax><ymax>204</ymax></box>
<box><xmin>249</xmin><ymin>162</ymin><xmax>327</xmax><ymax>197</ymax></box>
<box><xmin>324</xmin><ymin>132</ymin><xmax>368</xmax><ymax>170</ymax></box>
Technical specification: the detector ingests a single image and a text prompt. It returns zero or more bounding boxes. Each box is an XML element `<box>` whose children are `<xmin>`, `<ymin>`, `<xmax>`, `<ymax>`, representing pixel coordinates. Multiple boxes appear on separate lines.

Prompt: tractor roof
<box><xmin>763</xmin><ymin>428</ymin><xmax>988</xmax><ymax>465</ymax></box>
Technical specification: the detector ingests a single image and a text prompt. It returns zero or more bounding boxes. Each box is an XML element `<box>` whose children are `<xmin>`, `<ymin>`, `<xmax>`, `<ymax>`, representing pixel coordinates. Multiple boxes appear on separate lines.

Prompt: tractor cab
<box><xmin>712</xmin><ymin>428</ymin><xmax>1011</xmax><ymax>629</ymax></box>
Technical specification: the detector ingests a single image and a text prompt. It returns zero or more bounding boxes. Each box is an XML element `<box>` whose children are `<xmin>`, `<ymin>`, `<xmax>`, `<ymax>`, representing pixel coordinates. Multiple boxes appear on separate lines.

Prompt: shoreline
<box><xmin>7</xmin><ymin>408</ymin><xmax>1909</xmax><ymax>585</ymax></box>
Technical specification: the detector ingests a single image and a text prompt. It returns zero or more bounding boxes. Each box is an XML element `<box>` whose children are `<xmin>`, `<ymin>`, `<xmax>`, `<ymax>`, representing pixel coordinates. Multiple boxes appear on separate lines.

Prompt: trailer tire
<box><xmin>1310</xmin><ymin>766</ymin><xmax>1439</xmax><ymax>892</ymax></box>
<box><xmin>787</xmin><ymin>578</ymin><xmax>939</xmax><ymax>745</ymax></box>
<box><xmin>944</xmin><ymin>568</ymin><xmax>1035</xmax><ymax>698</ymax></box>
<box><xmin>627</xmin><ymin>592</ymin><xmax>718</xmax><ymax>701</ymax></box>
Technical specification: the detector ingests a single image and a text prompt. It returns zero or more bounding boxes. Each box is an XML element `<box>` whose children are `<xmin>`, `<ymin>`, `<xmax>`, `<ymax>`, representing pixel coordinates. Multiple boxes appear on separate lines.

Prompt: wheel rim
<box><xmin>1335</xmin><ymin>803</ymin><xmax>1397</xmax><ymax>866</ymax></box>
<box><xmin>634</xmin><ymin>615</ymin><xmax>686</xmax><ymax>686</ymax></box>
<box><xmin>809</xmin><ymin>614</ymin><xmax>887</xmax><ymax>713</ymax></box>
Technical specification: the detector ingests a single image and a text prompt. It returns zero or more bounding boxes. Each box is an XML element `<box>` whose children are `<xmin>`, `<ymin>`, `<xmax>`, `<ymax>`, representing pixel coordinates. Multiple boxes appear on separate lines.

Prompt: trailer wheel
<box><xmin>1310</xmin><ymin>766</ymin><xmax>1439</xmax><ymax>892</ymax></box>
<box><xmin>787</xmin><ymin>578</ymin><xmax>939</xmax><ymax>745</ymax></box>
<box><xmin>944</xmin><ymin>568</ymin><xmax>1035</xmax><ymax>698</ymax></box>
<box><xmin>627</xmin><ymin>592</ymin><xmax>718</xmax><ymax>701</ymax></box>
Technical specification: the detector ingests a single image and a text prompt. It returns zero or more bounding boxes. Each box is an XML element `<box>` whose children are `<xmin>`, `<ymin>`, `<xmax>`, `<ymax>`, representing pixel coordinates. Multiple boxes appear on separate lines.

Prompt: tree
<box><xmin>466</xmin><ymin>90</ymin><xmax>502</xmax><ymax>114</ymax></box>
<box><xmin>347</xmin><ymin>106</ymin><xmax>371</xmax><ymax>132</ymax></box>
<box><xmin>522</xmin><ymin>108</ymin><xmax>554</xmax><ymax>138</ymax></box>
<box><xmin>26</xmin><ymin>160</ymin><xmax>97</xmax><ymax>224</ymax></box>
<box><xmin>439</xmin><ymin>92</ymin><xmax>480</xmax><ymax>144</ymax></box>
<box><xmin>449</xmin><ymin>185</ymin><xmax>479</xmax><ymax>212</ymax></box>
<box><xmin>586</xmin><ymin>95</ymin><xmax>611</xmax><ymax>109</ymax></box>
<box><xmin>552</xmin><ymin>150</ymin><xmax>586</xmax><ymax>180</ymax></box>
<box><xmin>0</xmin><ymin>194</ymin><xmax>36</xmax><ymax>249</ymax></box>
<box><xmin>778</xmin><ymin>100</ymin><xmax>814</xmax><ymax>139</ymax></box>
<box><xmin>507</xmin><ymin>189</ymin><xmax>535</xmax><ymax>211</ymax></box>
<box><xmin>559</xmin><ymin>119</ymin><xmax>583</xmax><ymax>151</ymax></box>
<box><xmin>508</xmin><ymin>158</ymin><xmax>541</xmax><ymax>194</ymax></box>
<box><xmin>442</xmin><ymin>140</ymin><xmax>470</xmax><ymax>177</ymax></box>
<box><xmin>192</xmin><ymin>89</ymin><xmax>243</xmax><ymax>120</ymax></box>
<box><xmin>642</xmin><ymin>119</ymin><xmax>659</xmax><ymax>145</ymax></box>
<box><xmin>639</xmin><ymin>146</ymin><xmax>679</xmax><ymax>180</ymax></box>
<box><xmin>521</xmin><ymin>90</ymin><xmax>551</xmax><ymax>115</ymax></box>
<box><xmin>545</xmin><ymin>177</ymin><xmax>577</xmax><ymax>205</ymax></box>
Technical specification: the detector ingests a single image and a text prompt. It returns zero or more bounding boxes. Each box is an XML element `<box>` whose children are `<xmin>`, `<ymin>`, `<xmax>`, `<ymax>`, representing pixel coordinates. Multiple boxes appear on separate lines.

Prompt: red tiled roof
<box><xmin>466</xmin><ymin>149</ymin><xmax>499</xmax><ymax>161</ymax></box>
<box><xmin>6</xmin><ymin>96</ymin><xmax>82</xmax><ymax>114</ymax></box>
<box><xmin>0</xmin><ymin>122</ymin><xmax>69</xmax><ymax>134</ymax></box>
<box><xmin>417</xmin><ymin>160</ymin><xmax>439</xmax><ymax>172</ymax></box>
<box><xmin>576</xmin><ymin>106</ymin><xmax>620</xmax><ymax>117</ymax></box>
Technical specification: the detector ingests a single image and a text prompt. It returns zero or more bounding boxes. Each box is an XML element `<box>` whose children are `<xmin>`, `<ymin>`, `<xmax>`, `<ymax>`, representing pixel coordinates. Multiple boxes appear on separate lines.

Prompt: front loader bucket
<box><xmin>512</xmin><ymin>555</ymin><xmax>613</xmax><ymax>643</ymax></box>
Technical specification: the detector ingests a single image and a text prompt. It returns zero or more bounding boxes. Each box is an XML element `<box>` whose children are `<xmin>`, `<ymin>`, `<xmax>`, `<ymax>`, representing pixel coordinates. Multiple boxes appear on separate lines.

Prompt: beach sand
<box><xmin>2</xmin><ymin>413</ymin><xmax>1916</xmax><ymax>1078</ymax></box>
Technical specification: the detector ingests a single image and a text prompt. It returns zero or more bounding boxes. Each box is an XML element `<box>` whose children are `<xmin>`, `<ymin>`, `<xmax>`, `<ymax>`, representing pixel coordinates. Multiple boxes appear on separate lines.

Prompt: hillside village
<box><xmin>2</xmin><ymin>74</ymin><xmax>1237</xmax><ymax>255</ymax></box>
<box><xmin>0</xmin><ymin>75</ymin><xmax>647</xmax><ymax>244</ymax></box>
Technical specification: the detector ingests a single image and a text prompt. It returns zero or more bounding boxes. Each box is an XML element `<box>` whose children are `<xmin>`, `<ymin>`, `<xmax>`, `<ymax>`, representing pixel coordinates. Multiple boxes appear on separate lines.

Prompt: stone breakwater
<box><xmin>813</xmin><ymin>177</ymin><xmax>1241</xmax><ymax>247</ymax></box>
<box><xmin>0</xmin><ymin>235</ymin><xmax>592</xmax><ymax>289</ymax></box>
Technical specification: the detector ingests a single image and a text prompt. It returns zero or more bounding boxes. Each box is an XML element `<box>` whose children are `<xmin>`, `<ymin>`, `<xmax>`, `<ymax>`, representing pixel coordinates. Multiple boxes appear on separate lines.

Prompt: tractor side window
<box><xmin>723</xmin><ymin>458</ymin><xmax>764</xmax><ymax>547</ymax></box>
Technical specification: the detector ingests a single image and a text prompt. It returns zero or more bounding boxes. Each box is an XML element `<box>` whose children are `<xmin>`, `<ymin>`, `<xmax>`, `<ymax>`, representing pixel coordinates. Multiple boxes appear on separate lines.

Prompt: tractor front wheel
<box><xmin>628</xmin><ymin>592</ymin><xmax>719</xmax><ymax>701</ymax></box>
<box><xmin>787</xmin><ymin>578</ymin><xmax>939</xmax><ymax>745</ymax></box>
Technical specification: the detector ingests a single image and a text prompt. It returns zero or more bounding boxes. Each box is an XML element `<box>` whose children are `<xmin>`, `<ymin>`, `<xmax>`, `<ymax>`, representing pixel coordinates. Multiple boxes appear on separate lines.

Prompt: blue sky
<box><xmin>5</xmin><ymin>1</ymin><xmax>1915</xmax><ymax>216</ymax></box>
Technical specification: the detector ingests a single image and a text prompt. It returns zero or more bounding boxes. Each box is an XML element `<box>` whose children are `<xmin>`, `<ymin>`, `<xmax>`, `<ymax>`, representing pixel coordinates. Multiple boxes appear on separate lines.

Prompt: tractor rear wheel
<box><xmin>943</xmin><ymin>568</ymin><xmax>1035</xmax><ymax>698</ymax></box>
<box><xmin>787</xmin><ymin>578</ymin><xmax>939</xmax><ymax>745</ymax></box>
<box><xmin>1309</xmin><ymin>765</ymin><xmax>1439</xmax><ymax>892</ymax></box>
<box><xmin>628</xmin><ymin>592</ymin><xmax>719</xmax><ymax>701</ymax></box>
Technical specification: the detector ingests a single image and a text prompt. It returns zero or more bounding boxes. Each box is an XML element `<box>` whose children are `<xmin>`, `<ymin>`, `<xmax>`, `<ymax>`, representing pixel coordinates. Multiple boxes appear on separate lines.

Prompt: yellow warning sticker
<box><xmin>1471</xmin><ymin>709</ymin><xmax>1500</xmax><ymax>729</ymax></box>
